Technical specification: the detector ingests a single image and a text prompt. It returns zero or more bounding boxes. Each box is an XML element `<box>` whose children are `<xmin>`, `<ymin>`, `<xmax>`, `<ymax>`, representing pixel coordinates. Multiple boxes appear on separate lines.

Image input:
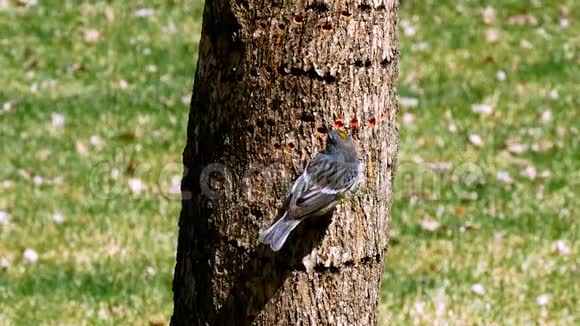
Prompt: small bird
<box><xmin>259</xmin><ymin>129</ymin><xmax>362</xmax><ymax>251</ymax></box>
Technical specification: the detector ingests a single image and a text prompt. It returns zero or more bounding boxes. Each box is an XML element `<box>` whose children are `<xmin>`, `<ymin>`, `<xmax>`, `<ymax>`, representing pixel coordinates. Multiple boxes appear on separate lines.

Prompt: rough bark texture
<box><xmin>172</xmin><ymin>0</ymin><xmax>399</xmax><ymax>325</ymax></box>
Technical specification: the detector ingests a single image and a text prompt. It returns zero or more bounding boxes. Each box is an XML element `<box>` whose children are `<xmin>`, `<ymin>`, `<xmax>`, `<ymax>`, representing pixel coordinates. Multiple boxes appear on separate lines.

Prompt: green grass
<box><xmin>0</xmin><ymin>0</ymin><xmax>578</xmax><ymax>324</ymax></box>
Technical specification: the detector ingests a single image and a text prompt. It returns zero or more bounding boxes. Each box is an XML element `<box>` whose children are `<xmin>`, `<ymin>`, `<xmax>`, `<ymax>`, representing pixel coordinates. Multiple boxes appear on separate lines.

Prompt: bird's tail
<box><xmin>258</xmin><ymin>214</ymin><xmax>301</xmax><ymax>251</ymax></box>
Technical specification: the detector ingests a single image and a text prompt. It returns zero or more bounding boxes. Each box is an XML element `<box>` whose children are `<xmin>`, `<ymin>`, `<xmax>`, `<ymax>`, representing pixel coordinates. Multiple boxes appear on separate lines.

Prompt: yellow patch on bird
<box><xmin>337</xmin><ymin>130</ymin><xmax>348</xmax><ymax>140</ymax></box>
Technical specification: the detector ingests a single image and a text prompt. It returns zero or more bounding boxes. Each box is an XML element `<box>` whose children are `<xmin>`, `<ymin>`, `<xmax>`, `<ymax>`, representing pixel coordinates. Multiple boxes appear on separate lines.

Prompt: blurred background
<box><xmin>0</xmin><ymin>0</ymin><xmax>577</xmax><ymax>324</ymax></box>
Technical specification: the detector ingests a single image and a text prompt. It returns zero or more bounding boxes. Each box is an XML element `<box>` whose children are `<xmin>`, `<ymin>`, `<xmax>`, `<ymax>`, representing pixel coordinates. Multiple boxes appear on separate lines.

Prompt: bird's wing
<box><xmin>286</xmin><ymin>154</ymin><xmax>359</xmax><ymax>219</ymax></box>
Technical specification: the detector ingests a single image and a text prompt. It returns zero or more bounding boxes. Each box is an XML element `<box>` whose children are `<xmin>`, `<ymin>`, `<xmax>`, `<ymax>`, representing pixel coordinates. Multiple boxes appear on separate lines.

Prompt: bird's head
<box><xmin>325</xmin><ymin>129</ymin><xmax>357</xmax><ymax>161</ymax></box>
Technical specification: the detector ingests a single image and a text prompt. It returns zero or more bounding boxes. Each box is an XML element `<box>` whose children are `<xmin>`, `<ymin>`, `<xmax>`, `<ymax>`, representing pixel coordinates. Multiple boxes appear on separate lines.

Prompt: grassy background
<box><xmin>0</xmin><ymin>0</ymin><xmax>577</xmax><ymax>324</ymax></box>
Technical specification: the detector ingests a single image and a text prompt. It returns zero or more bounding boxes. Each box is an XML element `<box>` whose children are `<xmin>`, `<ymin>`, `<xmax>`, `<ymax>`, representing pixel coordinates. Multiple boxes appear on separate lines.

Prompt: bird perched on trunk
<box><xmin>259</xmin><ymin>129</ymin><xmax>362</xmax><ymax>251</ymax></box>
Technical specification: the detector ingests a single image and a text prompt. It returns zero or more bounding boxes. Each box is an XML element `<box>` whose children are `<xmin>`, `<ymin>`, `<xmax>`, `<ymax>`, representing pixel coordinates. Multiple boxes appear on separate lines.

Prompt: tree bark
<box><xmin>171</xmin><ymin>1</ymin><xmax>399</xmax><ymax>325</ymax></box>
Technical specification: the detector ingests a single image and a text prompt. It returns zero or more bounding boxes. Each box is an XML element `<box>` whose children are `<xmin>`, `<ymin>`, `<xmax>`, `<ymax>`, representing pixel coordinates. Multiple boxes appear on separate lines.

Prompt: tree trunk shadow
<box><xmin>212</xmin><ymin>212</ymin><xmax>333</xmax><ymax>325</ymax></box>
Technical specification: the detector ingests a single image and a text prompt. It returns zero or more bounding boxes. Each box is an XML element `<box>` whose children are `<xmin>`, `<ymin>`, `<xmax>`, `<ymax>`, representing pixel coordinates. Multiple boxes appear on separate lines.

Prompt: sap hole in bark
<box><xmin>250</xmin><ymin>68</ymin><xmax>258</xmax><ymax>77</ymax></box>
<box><xmin>341</xmin><ymin>10</ymin><xmax>352</xmax><ymax>17</ymax></box>
<box><xmin>265</xmin><ymin>66</ymin><xmax>273</xmax><ymax>73</ymax></box>
<box><xmin>369</xmin><ymin>117</ymin><xmax>376</xmax><ymax>127</ymax></box>
<box><xmin>290</xmin><ymin>67</ymin><xmax>303</xmax><ymax>76</ymax></box>
<box><xmin>323</xmin><ymin>73</ymin><xmax>336</xmax><ymax>83</ymax></box>
<box><xmin>350</xmin><ymin>117</ymin><xmax>359</xmax><ymax>128</ymax></box>
<box><xmin>256</xmin><ymin>120</ymin><xmax>265</xmax><ymax>128</ymax></box>
<box><xmin>259</xmin><ymin>21</ymin><xmax>267</xmax><ymax>29</ymax></box>
<box><xmin>250</xmin><ymin>207</ymin><xmax>264</xmax><ymax>218</ymax></box>
<box><xmin>355</xmin><ymin>59</ymin><xmax>371</xmax><ymax>68</ymax></box>
<box><xmin>300</xmin><ymin>112</ymin><xmax>316</xmax><ymax>123</ymax></box>
<box><xmin>334</xmin><ymin>119</ymin><xmax>344</xmax><ymax>128</ymax></box>
<box><xmin>273</xmin><ymin>143</ymin><xmax>282</xmax><ymax>150</ymax></box>
<box><xmin>344</xmin><ymin>260</ymin><xmax>355</xmax><ymax>267</ymax></box>
<box><xmin>293</xmin><ymin>15</ymin><xmax>303</xmax><ymax>24</ymax></box>
<box><xmin>272</xmin><ymin>98</ymin><xmax>282</xmax><ymax>111</ymax></box>
<box><xmin>360</xmin><ymin>255</ymin><xmax>381</xmax><ymax>264</ymax></box>
<box><xmin>317</xmin><ymin>126</ymin><xmax>328</xmax><ymax>134</ymax></box>
<box><xmin>381</xmin><ymin>57</ymin><xmax>393</xmax><ymax>66</ymax></box>
<box><xmin>358</xmin><ymin>4</ymin><xmax>372</xmax><ymax>11</ymax></box>
<box><xmin>304</xmin><ymin>68</ymin><xmax>336</xmax><ymax>83</ymax></box>
<box><xmin>287</xmin><ymin>142</ymin><xmax>295</xmax><ymax>150</ymax></box>
<box><xmin>306</xmin><ymin>1</ymin><xmax>330</xmax><ymax>13</ymax></box>
<box><xmin>321</xmin><ymin>23</ymin><xmax>332</xmax><ymax>31</ymax></box>
<box><xmin>266</xmin><ymin>119</ymin><xmax>275</xmax><ymax>126</ymax></box>
<box><xmin>277</xmin><ymin>65</ymin><xmax>288</xmax><ymax>75</ymax></box>
<box><xmin>293</xmin><ymin>263</ymin><xmax>307</xmax><ymax>272</ymax></box>
<box><xmin>277</xmin><ymin>23</ymin><xmax>286</xmax><ymax>31</ymax></box>
<box><xmin>240</xmin><ymin>0</ymin><xmax>249</xmax><ymax>10</ymax></box>
<box><xmin>313</xmin><ymin>265</ymin><xmax>340</xmax><ymax>273</ymax></box>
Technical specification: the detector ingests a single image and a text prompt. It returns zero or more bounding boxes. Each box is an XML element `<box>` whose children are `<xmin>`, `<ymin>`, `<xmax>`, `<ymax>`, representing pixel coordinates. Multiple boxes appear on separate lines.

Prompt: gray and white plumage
<box><xmin>259</xmin><ymin>130</ymin><xmax>362</xmax><ymax>251</ymax></box>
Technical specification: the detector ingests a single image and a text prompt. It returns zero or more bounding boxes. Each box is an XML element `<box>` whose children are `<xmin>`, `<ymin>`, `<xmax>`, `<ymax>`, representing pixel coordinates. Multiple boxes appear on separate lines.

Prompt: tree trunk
<box><xmin>171</xmin><ymin>1</ymin><xmax>399</xmax><ymax>325</ymax></box>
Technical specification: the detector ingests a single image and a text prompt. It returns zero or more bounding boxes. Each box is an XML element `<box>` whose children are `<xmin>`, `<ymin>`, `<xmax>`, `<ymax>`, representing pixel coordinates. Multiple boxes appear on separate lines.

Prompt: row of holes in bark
<box><xmin>255</xmin><ymin>114</ymin><xmax>382</xmax><ymax>130</ymax></box>
<box><xmin>257</xmin><ymin>2</ymin><xmax>391</xmax><ymax>32</ymax></box>
<box><xmin>261</xmin><ymin>12</ymin><xmax>376</xmax><ymax>33</ymax></box>
<box><xmin>271</xmin><ymin>117</ymin><xmax>378</xmax><ymax>151</ymax></box>
<box><xmin>304</xmin><ymin>2</ymin><xmax>389</xmax><ymax>13</ymax></box>
<box><xmin>249</xmin><ymin>57</ymin><xmax>395</xmax><ymax>83</ymax></box>
<box><xmin>250</xmin><ymin>66</ymin><xmax>336</xmax><ymax>83</ymax></box>
<box><xmin>355</xmin><ymin>55</ymin><xmax>397</xmax><ymax>67</ymax></box>
<box><xmin>255</xmin><ymin>16</ymin><xmax>399</xmax><ymax>65</ymax></box>
<box><xmin>297</xmin><ymin>2</ymin><xmax>389</xmax><ymax>19</ymax></box>
<box><xmin>260</xmin><ymin>19</ymin><xmax>334</xmax><ymax>33</ymax></box>
<box><xmin>240</xmin><ymin>0</ymin><xmax>388</xmax><ymax>14</ymax></box>
<box><xmin>291</xmin><ymin>253</ymin><xmax>383</xmax><ymax>273</ymax></box>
